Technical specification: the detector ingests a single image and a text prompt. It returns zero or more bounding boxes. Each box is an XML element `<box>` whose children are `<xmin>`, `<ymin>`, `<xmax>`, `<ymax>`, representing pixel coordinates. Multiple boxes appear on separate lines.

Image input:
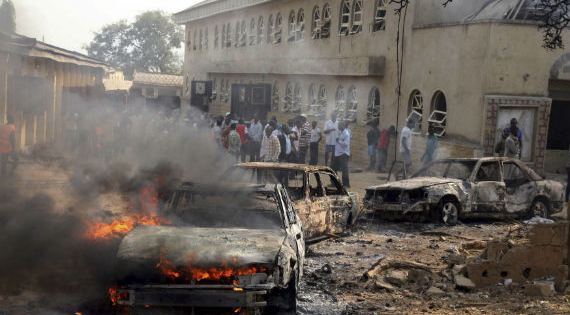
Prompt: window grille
<box><xmin>293</xmin><ymin>83</ymin><xmax>302</xmax><ymax>113</ymax></box>
<box><xmin>408</xmin><ymin>90</ymin><xmax>423</xmax><ymax>133</ymax></box>
<box><xmin>312</xmin><ymin>6</ymin><xmax>321</xmax><ymax>39</ymax></box>
<box><xmin>346</xmin><ymin>86</ymin><xmax>358</xmax><ymax>122</ymax></box>
<box><xmin>288</xmin><ymin>11</ymin><xmax>296</xmax><ymax>42</ymax></box>
<box><xmin>250</xmin><ymin>19</ymin><xmax>257</xmax><ymax>45</ymax></box>
<box><xmin>367</xmin><ymin>87</ymin><xmax>381</xmax><ymax>122</ymax></box>
<box><xmin>297</xmin><ymin>9</ymin><xmax>305</xmax><ymax>41</ymax></box>
<box><xmin>335</xmin><ymin>85</ymin><xmax>346</xmax><ymax>120</ymax></box>
<box><xmin>271</xmin><ymin>82</ymin><xmax>279</xmax><ymax>111</ymax></box>
<box><xmin>258</xmin><ymin>17</ymin><xmax>264</xmax><ymax>44</ymax></box>
<box><xmin>339</xmin><ymin>0</ymin><xmax>351</xmax><ymax>36</ymax></box>
<box><xmin>429</xmin><ymin>91</ymin><xmax>447</xmax><ymax>136</ymax></box>
<box><xmin>274</xmin><ymin>14</ymin><xmax>282</xmax><ymax>44</ymax></box>
<box><xmin>283</xmin><ymin>83</ymin><xmax>293</xmax><ymax>112</ymax></box>
<box><xmin>350</xmin><ymin>0</ymin><xmax>363</xmax><ymax>34</ymax></box>
<box><xmin>373</xmin><ymin>0</ymin><xmax>387</xmax><ymax>32</ymax></box>
<box><xmin>322</xmin><ymin>4</ymin><xmax>331</xmax><ymax>38</ymax></box>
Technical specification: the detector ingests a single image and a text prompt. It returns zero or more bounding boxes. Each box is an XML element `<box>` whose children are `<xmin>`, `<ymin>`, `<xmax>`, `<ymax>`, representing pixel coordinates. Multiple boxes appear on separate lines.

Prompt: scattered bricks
<box><xmin>524</xmin><ymin>281</ymin><xmax>555</xmax><ymax>297</ymax></box>
<box><xmin>454</xmin><ymin>275</ymin><xmax>476</xmax><ymax>291</ymax></box>
<box><xmin>529</xmin><ymin>223</ymin><xmax>568</xmax><ymax>247</ymax></box>
<box><xmin>446</xmin><ymin>254</ymin><xmax>466</xmax><ymax>265</ymax></box>
<box><xmin>485</xmin><ymin>240</ymin><xmax>509</xmax><ymax>262</ymax></box>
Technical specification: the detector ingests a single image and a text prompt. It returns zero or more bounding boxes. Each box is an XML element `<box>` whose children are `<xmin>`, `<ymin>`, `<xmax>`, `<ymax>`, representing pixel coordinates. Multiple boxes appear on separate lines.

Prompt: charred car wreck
<box><xmin>112</xmin><ymin>184</ymin><xmax>304</xmax><ymax>315</ymax></box>
<box><xmin>364</xmin><ymin>158</ymin><xmax>564</xmax><ymax>224</ymax></box>
<box><xmin>224</xmin><ymin>163</ymin><xmax>361</xmax><ymax>242</ymax></box>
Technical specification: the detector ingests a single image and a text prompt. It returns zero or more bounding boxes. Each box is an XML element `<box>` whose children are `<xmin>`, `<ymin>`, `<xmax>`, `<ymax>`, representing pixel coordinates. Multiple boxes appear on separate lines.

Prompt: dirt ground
<box><xmin>1</xmin><ymin>163</ymin><xmax>569</xmax><ymax>314</ymax></box>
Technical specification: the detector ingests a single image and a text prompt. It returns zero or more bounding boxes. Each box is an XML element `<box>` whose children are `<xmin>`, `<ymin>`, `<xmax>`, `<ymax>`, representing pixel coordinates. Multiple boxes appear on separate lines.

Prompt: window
<box><xmin>322</xmin><ymin>4</ymin><xmax>332</xmax><ymax>38</ymax></box>
<box><xmin>503</xmin><ymin>162</ymin><xmax>529</xmax><ymax>188</ymax></box>
<box><xmin>204</xmin><ymin>28</ymin><xmax>208</xmax><ymax>49</ymax></box>
<box><xmin>240</xmin><ymin>20</ymin><xmax>247</xmax><ymax>46</ymax></box>
<box><xmin>321</xmin><ymin>173</ymin><xmax>344</xmax><ymax>196</ymax></box>
<box><xmin>220</xmin><ymin>79</ymin><xmax>225</xmax><ymax>102</ymax></box>
<box><xmin>475</xmin><ymin>162</ymin><xmax>501</xmax><ymax>182</ymax></box>
<box><xmin>408</xmin><ymin>90</ymin><xmax>423</xmax><ymax>133</ymax></box>
<box><xmin>222</xmin><ymin>25</ymin><xmax>226</xmax><ymax>49</ymax></box>
<box><xmin>284</xmin><ymin>83</ymin><xmax>293</xmax><ymax>111</ymax></box>
<box><xmin>351</xmin><ymin>0</ymin><xmax>363</xmax><ymax>34</ymax></box>
<box><xmin>286</xmin><ymin>171</ymin><xmax>305</xmax><ymax>201</ymax></box>
<box><xmin>346</xmin><ymin>86</ymin><xmax>358</xmax><ymax>122</ymax></box>
<box><xmin>312</xmin><ymin>6</ymin><xmax>321</xmax><ymax>39</ymax></box>
<box><xmin>318</xmin><ymin>85</ymin><xmax>328</xmax><ymax>116</ymax></box>
<box><xmin>308</xmin><ymin>84</ymin><xmax>326</xmax><ymax>118</ymax></box>
<box><xmin>288</xmin><ymin>10</ymin><xmax>296</xmax><ymax>42</ymax></box>
<box><xmin>235</xmin><ymin>22</ymin><xmax>240</xmax><ymax>46</ymax></box>
<box><xmin>297</xmin><ymin>8</ymin><xmax>305</xmax><ymax>41</ymax></box>
<box><xmin>258</xmin><ymin>16</ymin><xmax>264</xmax><ymax>44</ymax></box>
<box><xmin>335</xmin><ymin>85</ymin><xmax>346</xmax><ymax>120</ymax></box>
<box><xmin>367</xmin><ymin>87</ymin><xmax>381</xmax><ymax>122</ymax></box>
<box><xmin>199</xmin><ymin>29</ymin><xmax>203</xmax><ymax>50</ymax></box>
<box><xmin>212</xmin><ymin>78</ymin><xmax>217</xmax><ymax>100</ymax></box>
<box><xmin>308</xmin><ymin>173</ymin><xmax>324</xmax><ymax>198</ymax></box>
<box><xmin>184</xmin><ymin>75</ymin><xmax>189</xmax><ymax>96</ymax></box>
<box><xmin>250</xmin><ymin>19</ymin><xmax>257</xmax><ymax>45</ymax></box>
<box><xmin>186</xmin><ymin>30</ymin><xmax>191</xmax><ymax>51</ymax></box>
<box><xmin>226</xmin><ymin>23</ymin><xmax>232</xmax><ymax>47</ymax></box>
<box><xmin>271</xmin><ymin>82</ymin><xmax>279</xmax><ymax>111</ymax></box>
<box><xmin>293</xmin><ymin>83</ymin><xmax>302</xmax><ymax>113</ymax></box>
<box><xmin>214</xmin><ymin>26</ymin><xmax>219</xmax><ymax>48</ymax></box>
<box><xmin>274</xmin><ymin>13</ymin><xmax>283</xmax><ymax>43</ymax></box>
<box><xmin>429</xmin><ymin>91</ymin><xmax>447</xmax><ymax>136</ymax></box>
<box><xmin>308</xmin><ymin>84</ymin><xmax>317</xmax><ymax>107</ymax></box>
<box><xmin>193</xmin><ymin>30</ymin><xmax>197</xmax><ymax>50</ymax></box>
<box><xmin>225</xmin><ymin>79</ymin><xmax>230</xmax><ymax>103</ymax></box>
<box><xmin>339</xmin><ymin>0</ymin><xmax>351</xmax><ymax>36</ymax></box>
<box><xmin>373</xmin><ymin>0</ymin><xmax>387</xmax><ymax>31</ymax></box>
<box><xmin>267</xmin><ymin>14</ymin><xmax>274</xmax><ymax>43</ymax></box>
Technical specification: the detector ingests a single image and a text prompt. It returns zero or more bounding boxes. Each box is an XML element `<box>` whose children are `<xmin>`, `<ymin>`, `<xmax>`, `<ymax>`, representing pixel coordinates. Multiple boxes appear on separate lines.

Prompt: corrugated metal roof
<box><xmin>132</xmin><ymin>71</ymin><xmax>183</xmax><ymax>87</ymax></box>
<box><xmin>174</xmin><ymin>0</ymin><xmax>278</xmax><ymax>24</ymax></box>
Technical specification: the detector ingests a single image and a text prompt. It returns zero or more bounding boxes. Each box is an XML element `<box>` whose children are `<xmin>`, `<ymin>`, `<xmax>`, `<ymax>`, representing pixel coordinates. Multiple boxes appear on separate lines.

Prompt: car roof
<box><xmin>233</xmin><ymin>162</ymin><xmax>335</xmax><ymax>173</ymax></box>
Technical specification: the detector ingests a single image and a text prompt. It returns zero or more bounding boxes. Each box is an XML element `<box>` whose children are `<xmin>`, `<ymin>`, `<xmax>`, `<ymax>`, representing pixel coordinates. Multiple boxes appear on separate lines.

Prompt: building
<box><xmin>174</xmin><ymin>0</ymin><xmax>570</xmax><ymax>172</ymax></box>
<box><xmin>130</xmin><ymin>71</ymin><xmax>183</xmax><ymax>113</ymax></box>
<box><xmin>0</xmin><ymin>31</ymin><xmax>108</xmax><ymax>149</ymax></box>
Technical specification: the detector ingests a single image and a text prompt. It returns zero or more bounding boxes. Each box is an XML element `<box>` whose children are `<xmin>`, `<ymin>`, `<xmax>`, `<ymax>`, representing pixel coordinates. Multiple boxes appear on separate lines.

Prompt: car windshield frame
<box><xmin>412</xmin><ymin>160</ymin><xmax>478</xmax><ymax>181</ymax></box>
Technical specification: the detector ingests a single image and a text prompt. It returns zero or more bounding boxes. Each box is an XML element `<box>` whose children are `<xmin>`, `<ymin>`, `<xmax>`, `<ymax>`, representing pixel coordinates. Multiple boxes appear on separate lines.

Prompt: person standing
<box><xmin>504</xmin><ymin>127</ymin><xmax>520</xmax><ymax>159</ymax></box>
<box><xmin>248</xmin><ymin>118</ymin><xmax>263</xmax><ymax>161</ymax></box>
<box><xmin>377</xmin><ymin>125</ymin><xmax>395</xmax><ymax>173</ymax></box>
<box><xmin>228</xmin><ymin>123</ymin><xmax>241</xmax><ymax>161</ymax></box>
<box><xmin>264</xmin><ymin>126</ymin><xmax>281</xmax><ymax>162</ymax></box>
<box><xmin>0</xmin><ymin>116</ymin><xmax>18</xmax><ymax>178</ymax></box>
<box><xmin>399</xmin><ymin>119</ymin><xmax>414</xmax><ymax>176</ymax></box>
<box><xmin>335</xmin><ymin>121</ymin><xmax>351</xmax><ymax>188</ymax></box>
<box><xmin>421</xmin><ymin>125</ymin><xmax>439</xmax><ymax>165</ymax></box>
<box><xmin>297</xmin><ymin>115</ymin><xmax>311</xmax><ymax>164</ymax></box>
<box><xmin>505</xmin><ymin>118</ymin><xmax>523</xmax><ymax>152</ymax></box>
<box><xmin>236</xmin><ymin>119</ymin><xmax>249</xmax><ymax>162</ymax></box>
<box><xmin>324</xmin><ymin>111</ymin><xmax>339</xmax><ymax>167</ymax></box>
<box><xmin>309</xmin><ymin>121</ymin><xmax>322</xmax><ymax>165</ymax></box>
<box><xmin>366</xmin><ymin>121</ymin><xmax>381</xmax><ymax>171</ymax></box>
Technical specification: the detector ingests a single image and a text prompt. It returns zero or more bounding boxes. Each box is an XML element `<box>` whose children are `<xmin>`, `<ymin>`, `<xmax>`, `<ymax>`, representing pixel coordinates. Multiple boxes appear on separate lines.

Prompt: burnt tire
<box><xmin>439</xmin><ymin>199</ymin><xmax>459</xmax><ymax>225</ymax></box>
<box><xmin>528</xmin><ymin>198</ymin><xmax>550</xmax><ymax>219</ymax></box>
<box><xmin>266</xmin><ymin>275</ymin><xmax>297</xmax><ymax>315</ymax></box>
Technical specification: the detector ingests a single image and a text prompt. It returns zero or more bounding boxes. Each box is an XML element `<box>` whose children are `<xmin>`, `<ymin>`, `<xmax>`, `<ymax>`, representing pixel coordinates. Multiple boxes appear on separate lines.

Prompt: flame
<box><xmin>155</xmin><ymin>252</ymin><xmax>268</xmax><ymax>283</ymax></box>
<box><xmin>234</xmin><ymin>308</ymin><xmax>242</xmax><ymax>313</ymax></box>
<box><xmin>75</xmin><ymin>313</ymin><xmax>83</xmax><ymax>315</ymax></box>
<box><xmin>108</xmin><ymin>286</ymin><xmax>128</xmax><ymax>306</ymax></box>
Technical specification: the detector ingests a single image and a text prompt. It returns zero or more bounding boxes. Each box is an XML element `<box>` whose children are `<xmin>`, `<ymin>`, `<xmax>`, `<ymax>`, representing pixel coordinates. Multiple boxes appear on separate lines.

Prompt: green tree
<box><xmin>85</xmin><ymin>10</ymin><xmax>183</xmax><ymax>77</ymax></box>
<box><xmin>0</xmin><ymin>0</ymin><xmax>16</xmax><ymax>33</ymax></box>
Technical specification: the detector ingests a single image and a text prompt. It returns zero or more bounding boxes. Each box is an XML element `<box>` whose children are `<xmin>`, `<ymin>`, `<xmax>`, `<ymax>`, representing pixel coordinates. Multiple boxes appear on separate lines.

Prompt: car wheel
<box><xmin>440</xmin><ymin>199</ymin><xmax>459</xmax><ymax>225</ymax></box>
<box><xmin>267</xmin><ymin>274</ymin><xmax>297</xmax><ymax>315</ymax></box>
<box><xmin>529</xmin><ymin>199</ymin><xmax>550</xmax><ymax>218</ymax></box>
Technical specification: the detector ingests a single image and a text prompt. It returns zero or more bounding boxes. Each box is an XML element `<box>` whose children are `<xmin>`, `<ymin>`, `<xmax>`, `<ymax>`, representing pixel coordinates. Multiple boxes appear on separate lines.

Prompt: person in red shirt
<box><xmin>236</xmin><ymin>119</ymin><xmax>249</xmax><ymax>162</ymax></box>
<box><xmin>377</xmin><ymin>125</ymin><xmax>396</xmax><ymax>173</ymax></box>
<box><xmin>0</xmin><ymin>115</ymin><xmax>18</xmax><ymax>178</ymax></box>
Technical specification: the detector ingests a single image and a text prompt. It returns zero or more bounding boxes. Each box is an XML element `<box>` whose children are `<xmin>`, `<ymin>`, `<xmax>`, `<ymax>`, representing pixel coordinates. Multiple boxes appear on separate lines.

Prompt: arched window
<box><xmin>184</xmin><ymin>75</ymin><xmax>190</xmax><ymax>96</ymax></box>
<box><xmin>193</xmin><ymin>30</ymin><xmax>197</xmax><ymax>50</ymax></box>
<box><xmin>258</xmin><ymin>16</ymin><xmax>264</xmax><ymax>44</ymax></box>
<box><xmin>221</xmin><ymin>25</ymin><xmax>226</xmax><ymax>49</ymax></box>
<box><xmin>199</xmin><ymin>29</ymin><xmax>203</xmax><ymax>50</ymax></box>
<box><xmin>250</xmin><ymin>18</ymin><xmax>257</xmax><ymax>45</ymax></box>
<box><xmin>240</xmin><ymin>20</ymin><xmax>247</xmax><ymax>46</ymax></box>
<box><xmin>312</xmin><ymin>6</ymin><xmax>321</xmax><ymax>39</ymax></box>
<box><xmin>226</xmin><ymin>23</ymin><xmax>231</xmax><ymax>47</ymax></box>
<box><xmin>214</xmin><ymin>26</ymin><xmax>219</xmax><ymax>48</ymax></box>
<box><xmin>274</xmin><ymin>13</ymin><xmax>283</xmax><ymax>43</ymax></box>
<box><xmin>308</xmin><ymin>84</ymin><xmax>327</xmax><ymax>118</ymax></box>
<box><xmin>271</xmin><ymin>82</ymin><xmax>279</xmax><ymax>111</ymax></box>
<box><xmin>186</xmin><ymin>29</ymin><xmax>191</xmax><ymax>51</ymax></box>
<box><xmin>339</xmin><ymin>0</ymin><xmax>351</xmax><ymax>36</ymax></box>
<box><xmin>293</xmin><ymin>83</ymin><xmax>302</xmax><ymax>113</ymax></box>
<box><xmin>225</xmin><ymin>79</ymin><xmax>230</xmax><ymax>103</ymax></box>
<box><xmin>346</xmin><ymin>86</ymin><xmax>358</xmax><ymax>122</ymax></box>
<box><xmin>220</xmin><ymin>78</ymin><xmax>225</xmax><ymax>102</ymax></box>
<box><xmin>267</xmin><ymin>14</ymin><xmax>274</xmax><ymax>43</ymax></box>
<box><xmin>373</xmin><ymin>0</ymin><xmax>387</xmax><ymax>32</ymax></box>
<box><xmin>335</xmin><ymin>85</ymin><xmax>346</xmax><ymax>120</ymax></box>
<box><xmin>351</xmin><ymin>0</ymin><xmax>363</xmax><ymax>34</ymax></box>
<box><xmin>235</xmin><ymin>22</ymin><xmax>240</xmax><ymax>46</ymax></box>
<box><xmin>288</xmin><ymin>10</ymin><xmax>296</xmax><ymax>42</ymax></box>
<box><xmin>204</xmin><ymin>28</ymin><xmax>209</xmax><ymax>49</ymax></box>
<box><xmin>429</xmin><ymin>91</ymin><xmax>447</xmax><ymax>136</ymax></box>
<box><xmin>408</xmin><ymin>90</ymin><xmax>423</xmax><ymax>133</ymax></box>
<box><xmin>367</xmin><ymin>87</ymin><xmax>381</xmax><ymax>122</ymax></box>
<box><xmin>308</xmin><ymin>84</ymin><xmax>317</xmax><ymax>105</ymax></box>
<box><xmin>297</xmin><ymin>8</ymin><xmax>305</xmax><ymax>41</ymax></box>
<box><xmin>284</xmin><ymin>83</ymin><xmax>293</xmax><ymax>111</ymax></box>
<box><xmin>322</xmin><ymin>4</ymin><xmax>332</xmax><ymax>38</ymax></box>
<box><xmin>211</xmin><ymin>78</ymin><xmax>217</xmax><ymax>100</ymax></box>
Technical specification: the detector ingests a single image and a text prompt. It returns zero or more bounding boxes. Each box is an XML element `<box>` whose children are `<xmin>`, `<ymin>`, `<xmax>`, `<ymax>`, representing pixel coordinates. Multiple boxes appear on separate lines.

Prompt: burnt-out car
<box><xmin>113</xmin><ymin>184</ymin><xmax>304</xmax><ymax>315</ymax></box>
<box><xmin>224</xmin><ymin>163</ymin><xmax>361</xmax><ymax>242</ymax></box>
<box><xmin>364</xmin><ymin>158</ymin><xmax>564</xmax><ymax>224</ymax></box>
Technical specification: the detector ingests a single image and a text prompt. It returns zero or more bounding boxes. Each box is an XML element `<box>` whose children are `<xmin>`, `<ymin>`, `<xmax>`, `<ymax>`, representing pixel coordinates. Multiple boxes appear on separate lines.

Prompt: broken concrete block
<box><xmin>408</xmin><ymin>269</ymin><xmax>431</xmax><ymax>287</ymax></box>
<box><xmin>455</xmin><ymin>275</ymin><xmax>476</xmax><ymax>290</ymax></box>
<box><xmin>451</xmin><ymin>264</ymin><xmax>466</xmax><ymax>277</ymax></box>
<box><xmin>524</xmin><ymin>281</ymin><xmax>555</xmax><ymax>297</ymax></box>
<box><xmin>426</xmin><ymin>286</ymin><xmax>445</xmax><ymax>295</ymax></box>
<box><xmin>529</xmin><ymin>223</ymin><xmax>567</xmax><ymax>247</ymax></box>
<box><xmin>385</xmin><ymin>270</ymin><xmax>408</xmax><ymax>286</ymax></box>
<box><xmin>446</xmin><ymin>254</ymin><xmax>466</xmax><ymax>265</ymax></box>
<box><xmin>485</xmin><ymin>241</ymin><xmax>509</xmax><ymax>262</ymax></box>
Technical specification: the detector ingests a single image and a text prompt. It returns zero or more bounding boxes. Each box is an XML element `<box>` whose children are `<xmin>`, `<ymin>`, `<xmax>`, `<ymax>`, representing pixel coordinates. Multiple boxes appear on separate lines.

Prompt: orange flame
<box><xmin>108</xmin><ymin>286</ymin><xmax>128</xmax><ymax>306</ymax></box>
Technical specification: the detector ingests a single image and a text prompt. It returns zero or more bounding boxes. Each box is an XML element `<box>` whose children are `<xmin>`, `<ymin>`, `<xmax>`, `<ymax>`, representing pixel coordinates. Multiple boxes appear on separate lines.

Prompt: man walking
<box><xmin>335</xmin><ymin>121</ymin><xmax>351</xmax><ymax>188</ymax></box>
<box><xmin>236</xmin><ymin>119</ymin><xmax>248</xmax><ymax>162</ymax></box>
<box><xmin>0</xmin><ymin>116</ymin><xmax>18</xmax><ymax>178</ymax></box>
<box><xmin>421</xmin><ymin>125</ymin><xmax>439</xmax><ymax>165</ymax></box>
<box><xmin>399</xmin><ymin>119</ymin><xmax>414</xmax><ymax>177</ymax></box>
<box><xmin>297</xmin><ymin>115</ymin><xmax>311</xmax><ymax>164</ymax></box>
<box><xmin>324</xmin><ymin>111</ymin><xmax>338</xmax><ymax>167</ymax></box>
<box><xmin>377</xmin><ymin>126</ymin><xmax>395</xmax><ymax>173</ymax></box>
<box><xmin>309</xmin><ymin>121</ymin><xmax>322</xmax><ymax>165</ymax></box>
<box><xmin>248</xmin><ymin>118</ymin><xmax>262</xmax><ymax>161</ymax></box>
<box><xmin>228</xmin><ymin>123</ymin><xmax>241</xmax><ymax>161</ymax></box>
<box><xmin>366</xmin><ymin>120</ymin><xmax>380</xmax><ymax>171</ymax></box>
<box><xmin>264</xmin><ymin>126</ymin><xmax>281</xmax><ymax>162</ymax></box>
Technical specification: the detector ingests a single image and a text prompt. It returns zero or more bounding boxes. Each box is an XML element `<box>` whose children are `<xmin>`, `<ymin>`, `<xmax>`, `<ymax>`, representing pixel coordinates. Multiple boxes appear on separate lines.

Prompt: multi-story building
<box><xmin>175</xmin><ymin>0</ymin><xmax>570</xmax><ymax>172</ymax></box>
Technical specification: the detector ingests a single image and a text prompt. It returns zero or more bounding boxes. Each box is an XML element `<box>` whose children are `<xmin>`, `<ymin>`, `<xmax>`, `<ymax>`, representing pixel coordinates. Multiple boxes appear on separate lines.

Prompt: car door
<box><xmin>303</xmin><ymin>172</ymin><xmax>330</xmax><ymax>240</ymax></box>
<box><xmin>276</xmin><ymin>185</ymin><xmax>305</xmax><ymax>280</ymax></box>
<box><xmin>471</xmin><ymin>161</ymin><xmax>506</xmax><ymax>213</ymax></box>
<box><xmin>320</xmin><ymin>171</ymin><xmax>353</xmax><ymax>234</ymax></box>
<box><xmin>503</xmin><ymin>160</ymin><xmax>536</xmax><ymax>214</ymax></box>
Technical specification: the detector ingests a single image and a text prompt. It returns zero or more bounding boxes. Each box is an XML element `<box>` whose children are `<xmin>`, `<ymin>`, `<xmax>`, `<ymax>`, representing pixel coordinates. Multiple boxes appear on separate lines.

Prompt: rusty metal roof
<box><xmin>132</xmin><ymin>71</ymin><xmax>183</xmax><ymax>87</ymax></box>
<box><xmin>234</xmin><ymin>162</ymin><xmax>335</xmax><ymax>173</ymax></box>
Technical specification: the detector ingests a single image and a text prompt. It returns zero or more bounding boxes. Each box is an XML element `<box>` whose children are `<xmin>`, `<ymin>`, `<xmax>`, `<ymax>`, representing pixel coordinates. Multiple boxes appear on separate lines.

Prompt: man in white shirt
<box><xmin>324</xmin><ymin>111</ymin><xmax>339</xmax><ymax>167</ymax></box>
<box><xmin>309</xmin><ymin>121</ymin><xmax>322</xmax><ymax>165</ymax></box>
<box><xmin>399</xmin><ymin>119</ymin><xmax>414</xmax><ymax>176</ymax></box>
<box><xmin>335</xmin><ymin>121</ymin><xmax>351</xmax><ymax>188</ymax></box>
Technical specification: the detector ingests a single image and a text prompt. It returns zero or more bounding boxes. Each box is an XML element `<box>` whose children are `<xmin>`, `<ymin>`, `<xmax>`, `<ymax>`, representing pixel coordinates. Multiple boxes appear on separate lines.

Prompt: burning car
<box><xmin>364</xmin><ymin>158</ymin><xmax>564</xmax><ymax>224</ymax></box>
<box><xmin>111</xmin><ymin>183</ymin><xmax>304</xmax><ymax>315</ymax></box>
<box><xmin>224</xmin><ymin>163</ymin><xmax>361</xmax><ymax>242</ymax></box>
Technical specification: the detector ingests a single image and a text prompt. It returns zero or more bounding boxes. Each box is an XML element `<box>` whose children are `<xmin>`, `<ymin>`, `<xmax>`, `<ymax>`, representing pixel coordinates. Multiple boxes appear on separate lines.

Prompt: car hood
<box><xmin>117</xmin><ymin>225</ymin><xmax>287</xmax><ymax>267</ymax></box>
<box><xmin>366</xmin><ymin>177</ymin><xmax>464</xmax><ymax>190</ymax></box>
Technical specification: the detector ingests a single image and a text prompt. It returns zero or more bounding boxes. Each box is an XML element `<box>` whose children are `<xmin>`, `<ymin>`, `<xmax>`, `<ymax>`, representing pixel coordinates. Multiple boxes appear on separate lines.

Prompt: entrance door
<box><xmin>230</xmin><ymin>83</ymin><xmax>270</xmax><ymax>121</ymax></box>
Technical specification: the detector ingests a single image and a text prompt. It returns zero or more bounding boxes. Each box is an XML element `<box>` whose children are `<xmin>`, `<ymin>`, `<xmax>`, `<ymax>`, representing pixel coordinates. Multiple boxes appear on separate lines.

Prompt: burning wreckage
<box><xmin>364</xmin><ymin>158</ymin><xmax>565</xmax><ymax>224</ymax></box>
<box><xmin>110</xmin><ymin>183</ymin><xmax>304</xmax><ymax>314</ymax></box>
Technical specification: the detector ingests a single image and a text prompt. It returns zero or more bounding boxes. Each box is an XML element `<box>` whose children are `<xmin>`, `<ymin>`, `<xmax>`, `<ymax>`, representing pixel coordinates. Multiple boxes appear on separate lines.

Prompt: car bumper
<box><xmin>363</xmin><ymin>200</ymin><xmax>430</xmax><ymax>214</ymax></box>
